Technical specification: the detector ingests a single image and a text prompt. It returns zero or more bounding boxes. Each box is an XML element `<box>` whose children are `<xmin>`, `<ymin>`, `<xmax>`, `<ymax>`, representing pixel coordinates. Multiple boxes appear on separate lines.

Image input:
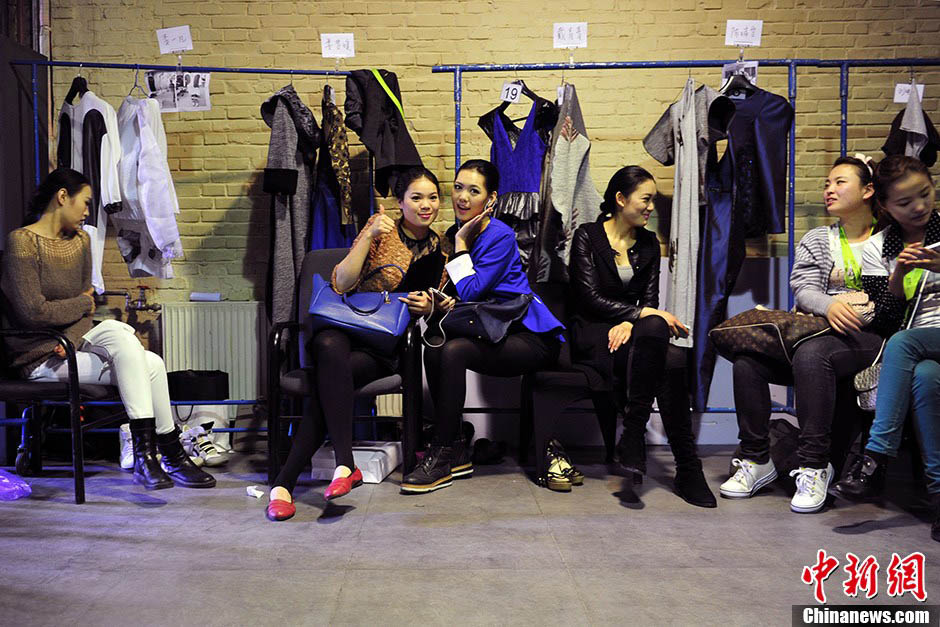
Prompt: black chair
<box><xmin>0</xmin><ymin>328</ymin><xmax>118</xmax><ymax>504</ymax></box>
<box><xmin>266</xmin><ymin>248</ymin><xmax>422</xmax><ymax>485</ymax></box>
<box><xmin>520</xmin><ymin>282</ymin><xmax>618</xmax><ymax>480</ymax></box>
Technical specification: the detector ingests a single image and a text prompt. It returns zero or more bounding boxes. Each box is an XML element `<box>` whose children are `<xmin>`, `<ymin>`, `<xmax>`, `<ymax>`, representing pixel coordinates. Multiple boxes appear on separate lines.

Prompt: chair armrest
<box><xmin>268</xmin><ymin>321</ymin><xmax>300</xmax><ymax>378</ymax></box>
<box><xmin>0</xmin><ymin>328</ymin><xmax>80</xmax><ymax>391</ymax></box>
<box><xmin>400</xmin><ymin>318</ymin><xmax>421</xmax><ymax>377</ymax></box>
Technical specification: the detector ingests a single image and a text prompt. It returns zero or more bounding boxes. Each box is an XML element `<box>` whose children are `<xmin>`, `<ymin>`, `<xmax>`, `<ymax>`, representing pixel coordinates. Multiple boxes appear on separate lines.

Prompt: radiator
<box><xmin>160</xmin><ymin>302</ymin><xmax>267</xmax><ymax>411</ymax></box>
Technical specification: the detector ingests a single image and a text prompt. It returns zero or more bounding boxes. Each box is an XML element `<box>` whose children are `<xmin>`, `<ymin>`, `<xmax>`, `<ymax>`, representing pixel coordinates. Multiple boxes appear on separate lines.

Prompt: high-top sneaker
<box><xmin>401</xmin><ymin>445</ymin><xmax>454</xmax><ymax>494</ymax></box>
<box><xmin>119</xmin><ymin>423</ymin><xmax>134</xmax><ymax>471</ymax></box>
<box><xmin>451</xmin><ymin>437</ymin><xmax>473</xmax><ymax>479</ymax></box>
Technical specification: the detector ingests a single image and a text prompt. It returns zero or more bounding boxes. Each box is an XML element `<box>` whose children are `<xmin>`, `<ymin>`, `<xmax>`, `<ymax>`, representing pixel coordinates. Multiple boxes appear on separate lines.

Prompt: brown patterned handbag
<box><xmin>709</xmin><ymin>308</ymin><xmax>831</xmax><ymax>365</ymax></box>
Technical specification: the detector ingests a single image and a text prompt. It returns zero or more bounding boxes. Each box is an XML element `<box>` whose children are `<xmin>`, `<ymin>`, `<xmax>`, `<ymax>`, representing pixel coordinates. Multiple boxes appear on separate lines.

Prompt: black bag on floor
<box><xmin>167</xmin><ymin>370</ymin><xmax>230</xmax><ymax>402</ymax></box>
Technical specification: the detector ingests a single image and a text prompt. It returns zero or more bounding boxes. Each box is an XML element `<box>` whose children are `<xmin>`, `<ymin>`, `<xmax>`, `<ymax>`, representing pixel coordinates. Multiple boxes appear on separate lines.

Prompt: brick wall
<box><xmin>48</xmin><ymin>0</ymin><xmax>940</xmax><ymax>304</ymax></box>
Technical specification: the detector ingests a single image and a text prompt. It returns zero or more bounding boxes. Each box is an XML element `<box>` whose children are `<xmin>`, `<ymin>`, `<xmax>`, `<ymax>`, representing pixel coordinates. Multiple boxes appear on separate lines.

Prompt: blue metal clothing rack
<box><xmin>10</xmin><ymin>59</ymin><xmax>351</xmax><ymax>187</ymax></box>
<box><xmin>432</xmin><ymin>57</ymin><xmax>940</xmax><ymax>415</ymax></box>
<box><xmin>5</xmin><ymin>59</ymin><xmax>354</xmax><ymax>428</ymax></box>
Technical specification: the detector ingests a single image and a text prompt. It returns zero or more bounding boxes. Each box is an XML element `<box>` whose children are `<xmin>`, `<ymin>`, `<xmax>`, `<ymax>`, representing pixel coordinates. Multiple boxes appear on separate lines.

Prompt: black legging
<box><xmin>273</xmin><ymin>329</ymin><xmax>392</xmax><ymax>492</ymax></box>
<box><xmin>598</xmin><ymin>315</ymin><xmax>701</xmax><ymax>469</ymax></box>
<box><xmin>615</xmin><ymin>315</ymin><xmax>671</xmax><ymax>420</ymax></box>
<box><xmin>424</xmin><ymin>330</ymin><xmax>560</xmax><ymax>445</ymax></box>
<box><xmin>733</xmin><ymin>331</ymin><xmax>883</xmax><ymax>468</ymax></box>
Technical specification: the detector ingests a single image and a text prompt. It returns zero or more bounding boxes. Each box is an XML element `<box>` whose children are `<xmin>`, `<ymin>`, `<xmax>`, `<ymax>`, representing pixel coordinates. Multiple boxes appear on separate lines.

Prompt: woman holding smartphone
<box><xmin>402</xmin><ymin>159</ymin><xmax>564</xmax><ymax>494</ymax></box>
<box><xmin>832</xmin><ymin>155</ymin><xmax>940</xmax><ymax>543</ymax></box>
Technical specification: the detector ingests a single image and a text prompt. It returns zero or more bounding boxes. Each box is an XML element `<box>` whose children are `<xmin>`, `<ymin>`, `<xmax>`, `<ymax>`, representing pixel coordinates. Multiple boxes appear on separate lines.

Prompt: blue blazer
<box><xmin>445</xmin><ymin>218</ymin><xmax>564</xmax><ymax>337</ymax></box>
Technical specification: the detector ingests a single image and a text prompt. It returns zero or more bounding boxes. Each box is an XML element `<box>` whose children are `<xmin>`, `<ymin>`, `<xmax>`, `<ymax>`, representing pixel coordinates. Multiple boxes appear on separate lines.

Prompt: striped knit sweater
<box><xmin>790</xmin><ymin>223</ymin><xmax>866</xmax><ymax>317</ymax></box>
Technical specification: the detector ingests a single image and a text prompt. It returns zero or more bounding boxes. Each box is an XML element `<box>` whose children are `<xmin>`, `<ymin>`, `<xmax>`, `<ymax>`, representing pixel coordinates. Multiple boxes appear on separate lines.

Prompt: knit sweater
<box><xmin>790</xmin><ymin>223</ymin><xmax>868</xmax><ymax>316</ymax></box>
<box><xmin>1</xmin><ymin>228</ymin><xmax>94</xmax><ymax>377</ymax></box>
<box><xmin>331</xmin><ymin>214</ymin><xmax>449</xmax><ymax>294</ymax></box>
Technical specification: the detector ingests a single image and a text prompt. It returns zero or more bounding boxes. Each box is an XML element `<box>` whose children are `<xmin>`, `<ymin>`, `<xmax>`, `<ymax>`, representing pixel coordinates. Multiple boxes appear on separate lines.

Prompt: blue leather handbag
<box><xmin>308</xmin><ymin>264</ymin><xmax>410</xmax><ymax>354</ymax></box>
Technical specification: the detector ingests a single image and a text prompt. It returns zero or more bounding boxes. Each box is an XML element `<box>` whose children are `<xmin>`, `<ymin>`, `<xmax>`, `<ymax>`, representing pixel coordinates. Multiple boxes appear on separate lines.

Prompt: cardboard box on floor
<box><xmin>311</xmin><ymin>441</ymin><xmax>401</xmax><ymax>484</ymax></box>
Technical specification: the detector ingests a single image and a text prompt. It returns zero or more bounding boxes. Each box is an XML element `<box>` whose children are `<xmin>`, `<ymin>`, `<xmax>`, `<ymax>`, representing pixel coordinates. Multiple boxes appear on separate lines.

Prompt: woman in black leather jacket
<box><xmin>569</xmin><ymin>166</ymin><xmax>715</xmax><ymax>507</ymax></box>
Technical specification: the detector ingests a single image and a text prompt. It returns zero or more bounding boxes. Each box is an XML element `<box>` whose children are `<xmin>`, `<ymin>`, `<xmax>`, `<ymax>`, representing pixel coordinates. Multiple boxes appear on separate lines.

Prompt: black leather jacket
<box><xmin>569</xmin><ymin>221</ymin><xmax>661</xmax><ymax>324</ymax></box>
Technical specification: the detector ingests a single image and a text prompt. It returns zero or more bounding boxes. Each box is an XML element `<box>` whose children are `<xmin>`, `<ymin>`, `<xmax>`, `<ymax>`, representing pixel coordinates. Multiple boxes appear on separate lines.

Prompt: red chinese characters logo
<box><xmin>843</xmin><ymin>553</ymin><xmax>879</xmax><ymax>599</ymax></box>
<box><xmin>802</xmin><ymin>550</ymin><xmax>840</xmax><ymax>603</ymax></box>
<box><xmin>803</xmin><ymin>551</ymin><xmax>927</xmax><ymax>604</ymax></box>
<box><xmin>886</xmin><ymin>552</ymin><xmax>927</xmax><ymax>602</ymax></box>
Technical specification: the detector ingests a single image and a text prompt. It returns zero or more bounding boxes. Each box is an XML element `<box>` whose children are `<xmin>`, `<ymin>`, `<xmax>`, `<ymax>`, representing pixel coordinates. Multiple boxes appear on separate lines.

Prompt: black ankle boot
<box><xmin>156</xmin><ymin>428</ymin><xmax>216</xmax><ymax>488</ymax></box>
<box><xmin>130</xmin><ymin>418</ymin><xmax>173</xmax><ymax>490</ymax></box>
<box><xmin>831</xmin><ymin>452</ymin><xmax>887</xmax><ymax>502</ymax></box>
<box><xmin>616</xmin><ymin>418</ymin><xmax>648</xmax><ymax>476</ymax></box>
<box><xmin>674</xmin><ymin>462</ymin><xmax>717</xmax><ymax>508</ymax></box>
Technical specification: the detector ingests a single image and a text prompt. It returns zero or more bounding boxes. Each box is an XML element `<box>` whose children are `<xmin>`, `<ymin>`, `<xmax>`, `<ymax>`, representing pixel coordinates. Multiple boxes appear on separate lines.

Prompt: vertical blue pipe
<box><xmin>454</xmin><ymin>68</ymin><xmax>462</xmax><ymax>172</ymax></box>
<box><xmin>840</xmin><ymin>63</ymin><xmax>849</xmax><ymax>156</ymax></box>
<box><xmin>31</xmin><ymin>62</ymin><xmax>41</xmax><ymax>185</ymax></box>
<box><xmin>787</xmin><ymin>62</ymin><xmax>797</xmax><ymax>307</ymax></box>
<box><xmin>787</xmin><ymin>61</ymin><xmax>798</xmax><ymax>411</ymax></box>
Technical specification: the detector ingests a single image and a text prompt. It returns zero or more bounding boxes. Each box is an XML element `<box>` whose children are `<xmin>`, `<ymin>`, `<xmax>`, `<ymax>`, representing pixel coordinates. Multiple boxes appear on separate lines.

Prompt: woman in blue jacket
<box><xmin>401</xmin><ymin>159</ymin><xmax>564</xmax><ymax>494</ymax></box>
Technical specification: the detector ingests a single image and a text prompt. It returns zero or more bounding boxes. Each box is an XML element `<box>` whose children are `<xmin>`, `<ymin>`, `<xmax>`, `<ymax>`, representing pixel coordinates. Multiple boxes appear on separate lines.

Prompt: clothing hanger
<box><xmin>720</xmin><ymin>72</ymin><xmax>757</xmax><ymax>97</ymax></box>
<box><xmin>496</xmin><ymin>79</ymin><xmax>544</xmax><ymax>123</ymax></box>
<box><xmin>718</xmin><ymin>49</ymin><xmax>757</xmax><ymax>97</ymax></box>
<box><xmin>127</xmin><ymin>66</ymin><xmax>148</xmax><ymax>98</ymax></box>
<box><xmin>64</xmin><ymin>64</ymin><xmax>88</xmax><ymax>104</ymax></box>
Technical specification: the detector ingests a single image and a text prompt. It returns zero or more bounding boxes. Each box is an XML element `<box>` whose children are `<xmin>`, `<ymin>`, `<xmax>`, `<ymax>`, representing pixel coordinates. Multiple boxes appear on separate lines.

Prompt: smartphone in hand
<box><xmin>428</xmin><ymin>287</ymin><xmax>455</xmax><ymax>303</ymax></box>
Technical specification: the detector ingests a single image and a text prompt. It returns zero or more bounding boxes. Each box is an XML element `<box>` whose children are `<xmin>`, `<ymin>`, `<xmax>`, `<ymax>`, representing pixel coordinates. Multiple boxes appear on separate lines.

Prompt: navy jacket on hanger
<box><xmin>691</xmin><ymin>87</ymin><xmax>793</xmax><ymax>411</ymax></box>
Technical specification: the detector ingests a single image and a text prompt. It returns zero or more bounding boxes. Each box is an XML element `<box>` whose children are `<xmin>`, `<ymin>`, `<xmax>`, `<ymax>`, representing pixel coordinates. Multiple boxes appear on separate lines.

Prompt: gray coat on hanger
<box><xmin>261</xmin><ymin>85</ymin><xmax>320</xmax><ymax>325</ymax></box>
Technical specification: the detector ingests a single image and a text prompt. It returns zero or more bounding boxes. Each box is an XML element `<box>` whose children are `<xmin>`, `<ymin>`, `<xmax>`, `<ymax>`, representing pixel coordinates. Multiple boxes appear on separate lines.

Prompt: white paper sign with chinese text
<box><xmin>156</xmin><ymin>26</ymin><xmax>193</xmax><ymax>55</ymax></box>
<box><xmin>554</xmin><ymin>22</ymin><xmax>587</xmax><ymax>49</ymax></box>
<box><xmin>725</xmin><ymin>20</ymin><xmax>763</xmax><ymax>47</ymax></box>
<box><xmin>320</xmin><ymin>33</ymin><xmax>355</xmax><ymax>58</ymax></box>
<box><xmin>501</xmin><ymin>82</ymin><xmax>523</xmax><ymax>104</ymax></box>
<box><xmin>894</xmin><ymin>83</ymin><xmax>926</xmax><ymax>104</ymax></box>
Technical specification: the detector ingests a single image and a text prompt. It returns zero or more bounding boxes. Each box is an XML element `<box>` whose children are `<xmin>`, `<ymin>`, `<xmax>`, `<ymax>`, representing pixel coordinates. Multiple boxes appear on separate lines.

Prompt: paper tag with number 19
<box><xmin>501</xmin><ymin>82</ymin><xmax>522</xmax><ymax>104</ymax></box>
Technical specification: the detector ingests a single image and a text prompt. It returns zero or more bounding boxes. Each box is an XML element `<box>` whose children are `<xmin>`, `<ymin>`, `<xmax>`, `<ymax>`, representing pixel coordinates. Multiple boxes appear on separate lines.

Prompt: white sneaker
<box><xmin>181</xmin><ymin>424</ymin><xmax>227</xmax><ymax>467</ymax></box>
<box><xmin>119</xmin><ymin>423</ymin><xmax>133</xmax><ymax>471</ymax></box>
<box><xmin>719</xmin><ymin>458</ymin><xmax>778</xmax><ymax>499</ymax></box>
<box><xmin>789</xmin><ymin>464</ymin><xmax>834</xmax><ymax>513</ymax></box>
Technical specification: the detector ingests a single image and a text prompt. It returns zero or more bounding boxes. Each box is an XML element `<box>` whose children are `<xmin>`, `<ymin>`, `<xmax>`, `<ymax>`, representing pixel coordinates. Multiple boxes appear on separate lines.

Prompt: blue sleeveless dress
<box><xmin>489</xmin><ymin>101</ymin><xmax>547</xmax><ymax>270</ymax></box>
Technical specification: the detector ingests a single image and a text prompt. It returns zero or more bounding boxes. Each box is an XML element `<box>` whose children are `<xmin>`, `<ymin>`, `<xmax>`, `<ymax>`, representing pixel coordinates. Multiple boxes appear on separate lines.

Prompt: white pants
<box><xmin>29</xmin><ymin>319</ymin><xmax>175</xmax><ymax>434</ymax></box>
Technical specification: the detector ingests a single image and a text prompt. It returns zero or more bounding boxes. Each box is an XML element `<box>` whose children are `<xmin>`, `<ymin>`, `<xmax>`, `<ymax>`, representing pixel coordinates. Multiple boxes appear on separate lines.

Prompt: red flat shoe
<box><xmin>324</xmin><ymin>467</ymin><xmax>363</xmax><ymax>501</ymax></box>
<box><xmin>266</xmin><ymin>498</ymin><xmax>295</xmax><ymax>521</ymax></box>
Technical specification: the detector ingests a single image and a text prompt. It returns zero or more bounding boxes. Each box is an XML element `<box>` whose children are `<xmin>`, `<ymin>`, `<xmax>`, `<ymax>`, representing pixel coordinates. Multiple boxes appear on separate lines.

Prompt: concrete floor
<box><xmin>1</xmin><ymin>446</ymin><xmax>938</xmax><ymax>626</ymax></box>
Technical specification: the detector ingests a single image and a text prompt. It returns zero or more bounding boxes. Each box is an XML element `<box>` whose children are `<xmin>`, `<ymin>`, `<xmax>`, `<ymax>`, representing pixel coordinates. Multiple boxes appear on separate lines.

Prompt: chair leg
<box><xmin>267</xmin><ymin>387</ymin><xmax>281</xmax><ymax>486</ymax></box>
<box><xmin>27</xmin><ymin>405</ymin><xmax>43</xmax><ymax>475</ymax></box>
<box><xmin>591</xmin><ymin>393</ymin><xmax>619</xmax><ymax>464</ymax></box>
<box><xmin>402</xmin><ymin>375</ymin><xmax>421</xmax><ymax>475</ymax></box>
<box><xmin>70</xmin><ymin>399</ymin><xmax>85</xmax><ymax>505</ymax></box>
<box><xmin>518</xmin><ymin>376</ymin><xmax>534</xmax><ymax>465</ymax></box>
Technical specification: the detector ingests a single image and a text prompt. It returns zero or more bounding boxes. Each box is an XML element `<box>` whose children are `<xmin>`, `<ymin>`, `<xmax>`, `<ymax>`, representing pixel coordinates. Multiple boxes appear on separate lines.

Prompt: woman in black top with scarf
<box><xmin>569</xmin><ymin>166</ymin><xmax>715</xmax><ymax>508</ymax></box>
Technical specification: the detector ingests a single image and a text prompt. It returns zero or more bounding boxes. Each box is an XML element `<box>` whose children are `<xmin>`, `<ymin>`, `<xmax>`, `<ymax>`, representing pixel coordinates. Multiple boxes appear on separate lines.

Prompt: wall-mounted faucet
<box><xmin>97</xmin><ymin>286</ymin><xmax>161</xmax><ymax>312</ymax></box>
